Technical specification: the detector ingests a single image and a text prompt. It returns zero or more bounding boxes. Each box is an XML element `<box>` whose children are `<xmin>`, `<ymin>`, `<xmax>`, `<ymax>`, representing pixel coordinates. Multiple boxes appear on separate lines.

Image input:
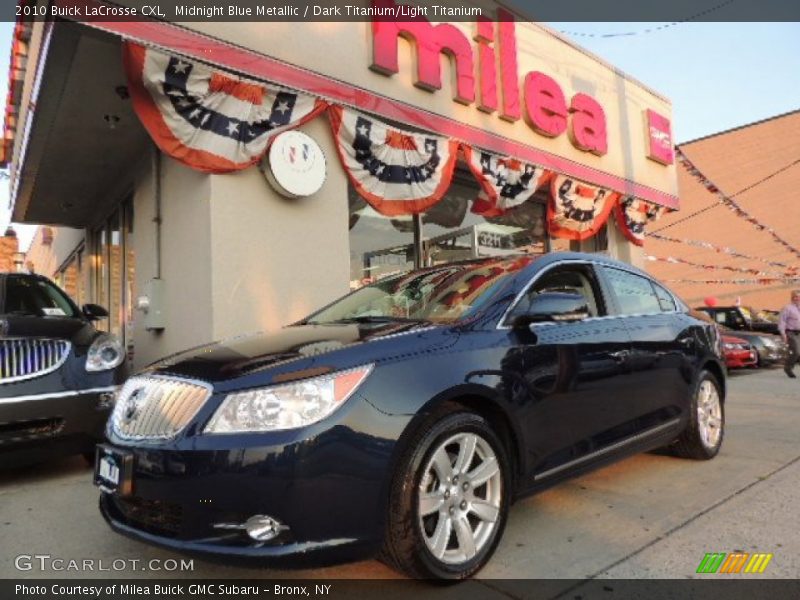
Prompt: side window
<box><xmin>508</xmin><ymin>265</ymin><xmax>602</xmax><ymax>321</ymax></box>
<box><xmin>603</xmin><ymin>268</ymin><xmax>661</xmax><ymax>315</ymax></box>
<box><xmin>651</xmin><ymin>282</ymin><xmax>677</xmax><ymax>312</ymax></box>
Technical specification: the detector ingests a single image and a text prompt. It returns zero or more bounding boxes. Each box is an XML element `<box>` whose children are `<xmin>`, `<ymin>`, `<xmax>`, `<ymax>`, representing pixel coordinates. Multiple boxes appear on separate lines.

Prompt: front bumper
<box><xmin>0</xmin><ymin>387</ymin><xmax>116</xmax><ymax>467</ymax></box>
<box><xmin>96</xmin><ymin>396</ymin><xmax>406</xmax><ymax>566</ymax></box>
<box><xmin>725</xmin><ymin>350</ymin><xmax>757</xmax><ymax>368</ymax></box>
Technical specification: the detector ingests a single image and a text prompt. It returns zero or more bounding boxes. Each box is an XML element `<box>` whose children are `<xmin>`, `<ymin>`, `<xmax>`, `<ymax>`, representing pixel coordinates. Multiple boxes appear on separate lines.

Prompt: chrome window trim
<box><xmin>0</xmin><ymin>386</ymin><xmax>117</xmax><ymax>405</ymax></box>
<box><xmin>0</xmin><ymin>339</ymin><xmax>72</xmax><ymax>384</ymax></box>
<box><xmin>497</xmin><ymin>259</ymin><xmax>685</xmax><ymax>330</ymax></box>
<box><xmin>109</xmin><ymin>374</ymin><xmax>214</xmax><ymax>442</ymax></box>
<box><xmin>534</xmin><ymin>417</ymin><xmax>682</xmax><ymax>480</ymax></box>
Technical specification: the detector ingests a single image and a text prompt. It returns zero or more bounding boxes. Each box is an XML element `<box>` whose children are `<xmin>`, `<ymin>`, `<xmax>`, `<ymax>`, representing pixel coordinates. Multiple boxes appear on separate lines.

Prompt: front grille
<box><xmin>0</xmin><ymin>339</ymin><xmax>71</xmax><ymax>383</ymax></box>
<box><xmin>112</xmin><ymin>496</ymin><xmax>183</xmax><ymax>537</ymax></box>
<box><xmin>110</xmin><ymin>376</ymin><xmax>211</xmax><ymax>440</ymax></box>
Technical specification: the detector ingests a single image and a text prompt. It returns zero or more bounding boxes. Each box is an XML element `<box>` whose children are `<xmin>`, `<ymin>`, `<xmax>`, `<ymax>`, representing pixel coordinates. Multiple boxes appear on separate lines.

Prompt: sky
<box><xmin>0</xmin><ymin>20</ymin><xmax>798</xmax><ymax>250</ymax></box>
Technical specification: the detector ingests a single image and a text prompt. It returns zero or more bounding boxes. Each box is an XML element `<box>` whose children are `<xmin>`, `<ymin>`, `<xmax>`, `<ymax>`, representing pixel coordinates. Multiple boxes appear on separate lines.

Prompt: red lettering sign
<box><xmin>523</xmin><ymin>71</ymin><xmax>568</xmax><ymax>137</ymax></box>
<box><xmin>368</xmin><ymin>0</ymin><xmax>660</xmax><ymax>164</ymax></box>
<box><xmin>645</xmin><ymin>109</ymin><xmax>674</xmax><ymax>165</ymax></box>
<box><xmin>569</xmin><ymin>93</ymin><xmax>608</xmax><ymax>155</ymax></box>
<box><xmin>370</xmin><ymin>0</ymin><xmax>475</xmax><ymax>104</ymax></box>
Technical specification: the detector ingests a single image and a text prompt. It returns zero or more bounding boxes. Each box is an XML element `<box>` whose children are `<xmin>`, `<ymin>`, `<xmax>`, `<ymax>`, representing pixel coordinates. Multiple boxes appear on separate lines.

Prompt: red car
<box><xmin>722</xmin><ymin>335</ymin><xmax>757</xmax><ymax>369</ymax></box>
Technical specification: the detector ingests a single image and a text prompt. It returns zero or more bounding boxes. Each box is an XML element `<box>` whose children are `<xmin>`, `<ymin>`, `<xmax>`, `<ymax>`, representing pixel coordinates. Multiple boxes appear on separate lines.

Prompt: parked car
<box><xmin>0</xmin><ymin>273</ymin><xmax>127</xmax><ymax>468</ymax></box>
<box><xmin>721</xmin><ymin>335</ymin><xmax>757</xmax><ymax>369</ymax></box>
<box><xmin>717</xmin><ymin>326</ymin><xmax>786</xmax><ymax>367</ymax></box>
<box><xmin>95</xmin><ymin>252</ymin><xmax>726</xmax><ymax>580</ymax></box>
<box><xmin>696</xmin><ymin>305</ymin><xmax>779</xmax><ymax>335</ymax></box>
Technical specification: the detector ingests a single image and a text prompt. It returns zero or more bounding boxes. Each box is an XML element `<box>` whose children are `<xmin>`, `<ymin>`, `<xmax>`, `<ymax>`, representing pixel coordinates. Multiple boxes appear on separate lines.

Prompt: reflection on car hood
<box><xmin>0</xmin><ymin>315</ymin><xmax>94</xmax><ymax>344</ymax></box>
<box><xmin>148</xmin><ymin>321</ymin><xmax>447</xmax><ymax>385</ymax></box>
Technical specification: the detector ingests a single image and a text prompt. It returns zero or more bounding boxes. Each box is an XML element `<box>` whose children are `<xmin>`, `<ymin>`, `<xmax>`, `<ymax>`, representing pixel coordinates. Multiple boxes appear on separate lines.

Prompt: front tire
<box><xmin>672</xmin><ymin>370</ymin><xmax>724</xmax><ymax>460</ymax></box>
<box><xmin>381</xmin><ymin>407</ymin><xmax>510</xmax><ymax>579</ymax></box>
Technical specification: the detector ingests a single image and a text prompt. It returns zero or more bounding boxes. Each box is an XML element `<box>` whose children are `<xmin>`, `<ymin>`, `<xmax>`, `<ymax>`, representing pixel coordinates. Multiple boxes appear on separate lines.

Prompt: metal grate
<box><xmin>112</xmin><ymin>496</ymin><xmax>184</xmax><ymax>537</ymax></box>
<box><xmin>110</xmin><ymin>376</ymin><xmax>211</xmax><ymax>441</ymax></box>
<box><xmin>0</xmin><ymin>339</ymin><xmax>71</xmax><ymax>383</ymax></box>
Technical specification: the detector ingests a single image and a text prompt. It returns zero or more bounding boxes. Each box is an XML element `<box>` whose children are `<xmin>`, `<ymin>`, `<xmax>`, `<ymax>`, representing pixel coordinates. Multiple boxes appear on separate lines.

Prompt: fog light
<box><xmin>213</xmin><ymin>514</ymin><xmax>288</xmax><ymax>542</ymax></box>
<box><xmin>244</xmin><ymin>515</ymin><xmax>287</xmax><ymax>541</ymax></box>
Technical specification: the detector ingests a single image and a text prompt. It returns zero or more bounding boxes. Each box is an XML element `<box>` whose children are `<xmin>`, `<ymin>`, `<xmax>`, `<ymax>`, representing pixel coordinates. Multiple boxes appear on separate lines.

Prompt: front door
<box><xmin>500</xmin><ymin>262</ymin><xmax>635</xmax><ymax>487</ymax></box>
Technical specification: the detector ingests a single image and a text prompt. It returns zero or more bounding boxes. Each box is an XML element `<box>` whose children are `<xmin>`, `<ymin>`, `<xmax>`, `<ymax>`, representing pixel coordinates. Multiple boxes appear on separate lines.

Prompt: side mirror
<box><xmin>82</xmin><ymin>303</ymin><xmax>109</xmax><ymax>321</ymax></box>
<box><xmin>512</xmin><ymin>292</ymin><xmax>590</xmax><ymax>328</ymax></box>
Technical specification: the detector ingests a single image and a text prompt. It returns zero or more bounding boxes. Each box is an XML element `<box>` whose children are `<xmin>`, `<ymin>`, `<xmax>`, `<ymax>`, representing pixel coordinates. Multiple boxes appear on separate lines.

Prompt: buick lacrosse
<box><xmin>96</xmin><ymin>252</ymin><xmax>725</xmax><ymax>579</ymax></box>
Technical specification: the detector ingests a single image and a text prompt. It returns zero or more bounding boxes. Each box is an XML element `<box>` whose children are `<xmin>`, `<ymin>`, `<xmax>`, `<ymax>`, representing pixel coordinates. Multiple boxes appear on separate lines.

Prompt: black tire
<box><xmin>381</xmin><ymin>406</ymin><xmax>511</xmax><ymax>580</ymax></box>
<box><xmin>82</xmin><ymin>451</ymin><xmax>96</xmax><ymax>466</ymax></box>
<box><xmin>671</xmin><ymin>370</ymin><xmax>724</xmax><ymax>460</ymax></box>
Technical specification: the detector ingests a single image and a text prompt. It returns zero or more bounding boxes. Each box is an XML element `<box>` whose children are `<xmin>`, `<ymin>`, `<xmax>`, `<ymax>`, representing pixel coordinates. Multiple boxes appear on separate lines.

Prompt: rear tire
<box><xmin>381</xmin><ymin>406</ymin><xmax>510</xmax><ymax>580</ymax></box>
<box><xmin>671</xmin><ymin>370</ymin><xmax>724</xmax><ymax>460</ymax></box>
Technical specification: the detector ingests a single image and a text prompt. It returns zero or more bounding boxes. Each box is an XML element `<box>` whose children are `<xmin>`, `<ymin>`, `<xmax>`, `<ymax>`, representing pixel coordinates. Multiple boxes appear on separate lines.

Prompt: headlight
<box><xmin>761</xmin><ymin>337</ymin><xmax>778</xmax><ymax>348</ymax></box>
<box><xmin>86</xmin><ymin>334</ymin><xmax>125</xmax><ymax>372</ymax></box>
<box><xmin>204</xmin><ymin>364</ymin><xmax>373</xmax><ymax>434</ymax></box>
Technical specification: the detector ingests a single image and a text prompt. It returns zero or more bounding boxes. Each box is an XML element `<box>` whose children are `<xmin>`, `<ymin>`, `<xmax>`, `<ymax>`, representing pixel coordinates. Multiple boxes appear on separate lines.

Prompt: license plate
<box><xmin>94</xmin><ymin>445</ymin><xmax>134</xmax><ymax>496</ymax></box>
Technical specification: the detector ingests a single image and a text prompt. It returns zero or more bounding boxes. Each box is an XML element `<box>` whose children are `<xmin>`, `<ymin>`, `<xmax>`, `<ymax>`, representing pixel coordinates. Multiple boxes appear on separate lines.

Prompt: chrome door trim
<box><xmin>533</xmin><ymin>417</ymin><xmax>682</xmax><ymax>481</ymax></box>
<box><xmin>497</xmin><ymin>258</ymin><xmax>684</xmax><ymax>330</ymax></box>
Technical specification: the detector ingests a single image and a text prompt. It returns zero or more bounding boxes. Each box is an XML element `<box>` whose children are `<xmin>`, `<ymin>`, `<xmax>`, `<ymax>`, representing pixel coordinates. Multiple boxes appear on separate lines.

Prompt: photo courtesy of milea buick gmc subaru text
<box><xmin>0</xmin><ymin>273</ymin><xmax>127</xmax><ymax>468</ymax></box>
<box><xmin>95</xmin><ymin>252</ymin><xmax>726</xmax><ymax>579</ymax></box>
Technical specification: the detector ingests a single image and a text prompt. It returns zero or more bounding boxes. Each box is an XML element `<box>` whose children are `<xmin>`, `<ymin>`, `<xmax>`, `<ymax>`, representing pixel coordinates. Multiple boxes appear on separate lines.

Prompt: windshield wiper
<box><xmin>313</xmin><ymin>316</ymin><xmax>430</xmax><ymax>325</ymax></box>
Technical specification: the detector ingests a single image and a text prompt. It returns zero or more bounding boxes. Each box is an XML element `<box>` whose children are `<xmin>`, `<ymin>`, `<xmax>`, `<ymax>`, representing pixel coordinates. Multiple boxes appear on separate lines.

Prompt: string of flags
<box><xmin>648</xmin><ymin>233</ymin><xmax>800</xmax><ymax>273</ymax></box>
<box><xmin>644</xmin><ymin>254</ymin><xmax>794</xmax><ymax>279</ymax></box>
<box><xmin>122</xmin><ymin>42</ymin><xmax>668</xmax><ymax>244</ymax></box>
<box><xmin>675</xmin><ymin>147</ymin><xmax>800</xmax><ymax>259</ymax></box>
<box><xmin>664</xmin><ymin>278</ymin><xmax>800</xmax><ymax>286</ymax></box>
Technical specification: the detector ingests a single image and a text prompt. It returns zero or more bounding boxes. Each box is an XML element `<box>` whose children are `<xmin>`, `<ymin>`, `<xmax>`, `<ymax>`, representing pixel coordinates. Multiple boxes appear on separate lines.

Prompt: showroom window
<box><xmin>55</xmin><ymin>245</ymin><xmax>86</xmax><ymax>307</ymax></box>
<box><xmin>89</xmin><ymin>198</ymin><xmax>136</xmax><ymax>356</ymax></box>
<box><xmin>347</xmin><ymin>166</ymin><xmax>550</xmax><ymax>288</ymax></box>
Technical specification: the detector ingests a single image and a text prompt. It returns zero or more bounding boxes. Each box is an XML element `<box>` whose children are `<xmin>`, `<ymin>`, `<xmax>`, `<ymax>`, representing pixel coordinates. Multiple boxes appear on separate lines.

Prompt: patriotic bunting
<box><xmin>675</xmin><ymin>147</ymin><xmax>800</xmax><ymax>259</ymax></box>
<box><xmin>614</xmin><ymin>197</ymin><xmax>667</xmax><ymax>246</ymax></box>
<box><xmin>548</xmin><ymin>175</ymin><xmax>618</xmax><ymax>241</ymax></box>
<box><xmin>123</xmin><ymin>43</ymin><xmax>326</xmax><ymax>173</ymax></box>
<box><xmin>329</xmin><ymin>106</ymin><xmax>459</xmax><ymax>216</ymax></box>
<box><xmin>462</xmin><ymin>146</ymin><xmax>551</xmax><ymax>216</ymax></box>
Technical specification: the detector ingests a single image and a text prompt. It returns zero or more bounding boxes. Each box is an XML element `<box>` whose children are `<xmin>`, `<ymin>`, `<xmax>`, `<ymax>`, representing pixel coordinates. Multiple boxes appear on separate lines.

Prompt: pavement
<box><xmin>1</xmin><ymin>367</ymin><xmax>798</xmax><ymax>593</ymax></box>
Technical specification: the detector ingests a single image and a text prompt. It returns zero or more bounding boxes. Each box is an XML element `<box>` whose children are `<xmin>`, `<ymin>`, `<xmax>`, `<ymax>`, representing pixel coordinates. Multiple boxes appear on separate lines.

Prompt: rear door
<box><xmin>598</xmin><ymin>266</ymin><xmax>693</xmax><ymax>431</ymax></box>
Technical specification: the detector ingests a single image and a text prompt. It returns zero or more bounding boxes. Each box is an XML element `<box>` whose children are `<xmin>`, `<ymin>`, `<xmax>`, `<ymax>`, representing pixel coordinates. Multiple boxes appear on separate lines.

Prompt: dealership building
<box><xmin>4</xmin><ymin>1</ymin><xmax>678</xmax><ymax>368</ymax></box>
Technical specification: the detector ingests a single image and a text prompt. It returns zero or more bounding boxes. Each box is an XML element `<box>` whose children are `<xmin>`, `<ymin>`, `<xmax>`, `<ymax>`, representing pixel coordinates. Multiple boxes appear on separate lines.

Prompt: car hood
<box><xmin>147</xmin><ymin>321</ymin><xmax>455</xmax><ymax>388</ymax></box>
<box><xmin>0</xmin><ymin>315</ymin><xmax>95</xmax><ymax>344</ymax></box>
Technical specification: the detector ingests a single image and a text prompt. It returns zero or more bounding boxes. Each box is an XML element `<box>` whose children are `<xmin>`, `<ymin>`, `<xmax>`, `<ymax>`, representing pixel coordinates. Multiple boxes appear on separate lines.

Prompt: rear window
<box><xmin>1</xmin><ymin>276</ymin><xmax>79</xmax><ymax>318</ymax></box>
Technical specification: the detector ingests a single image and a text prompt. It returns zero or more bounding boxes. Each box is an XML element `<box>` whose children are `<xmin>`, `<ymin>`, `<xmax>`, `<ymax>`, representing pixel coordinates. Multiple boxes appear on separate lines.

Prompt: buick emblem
<box><xmin>0</xmin><ymin>319</ymin><xmax>9</xmax><ymax>337</ymax></box>
<box><xmin>122</xmin><ymin>388</ymin><xmax>145</xmax><ymax>423</ymax></box>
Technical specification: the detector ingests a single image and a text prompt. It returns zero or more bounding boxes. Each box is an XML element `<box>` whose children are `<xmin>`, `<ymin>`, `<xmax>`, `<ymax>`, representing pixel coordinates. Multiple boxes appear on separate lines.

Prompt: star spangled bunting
<box><xmin>123</xmin><ymin>43</ymin><xmax>326</xmax><ymax>173</ymax></box>
<box><xmin>548</xmin><ymin>175</ymin><xmax>618</xmax><ymax>241</ymax></box>
<box><xmin>329</xmin><ymin>106</ymin><xmax>459</xmax><ymax>216</ymax></box>
<box><xmin>614</xmin><ymin>197</ymin><xmax>667</xmax><ymax>246</ymax></box>
<box><xmin>462</xmin><ymin>146</ymin><xmax>551</xmax><ymax>216</ymax></box>
<box><xmin>675</xmin><ymin>147</ymin><xmax>800</xmax><ymax>259</ymax></box>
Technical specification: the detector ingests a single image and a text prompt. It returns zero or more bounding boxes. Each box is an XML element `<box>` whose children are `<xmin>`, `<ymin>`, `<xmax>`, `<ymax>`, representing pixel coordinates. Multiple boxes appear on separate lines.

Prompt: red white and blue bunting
<box><xmin>462</xmin><ymin>146</ymin><xmax>551</xmax><ymax>216</ymax></box>
<box><xmin>614</xmin><ymin>196</ymin><xmax>666</xmax><ymax>246</ymax></box>
<box><xmin>329</xmin><ymin>106</ymin><xmax>459</xmax><ymax>216</ymax></box>
<box><xmin>123</xmin><ymin>43</ymin><xmax>326</xmax><ymax>173</ymax></box>
<box><xmin>548</xmin><ymin>175</ymin><xmax>618</xmax><ymax>241</ymax></box>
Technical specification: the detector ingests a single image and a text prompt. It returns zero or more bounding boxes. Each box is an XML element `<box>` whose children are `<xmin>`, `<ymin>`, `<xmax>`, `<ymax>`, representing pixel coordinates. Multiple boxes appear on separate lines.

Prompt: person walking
<box><xmin>778</xmin><ymin>290</ymin><xmax>800</xmax><ymax>378</ymax></box>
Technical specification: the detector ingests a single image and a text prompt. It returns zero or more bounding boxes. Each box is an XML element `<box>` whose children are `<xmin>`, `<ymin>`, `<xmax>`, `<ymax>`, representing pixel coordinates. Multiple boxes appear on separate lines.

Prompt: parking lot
<box><xmin>1</xmin><ymin>367</ymin><xmax>798</xmax><ymax>589</ymax></box>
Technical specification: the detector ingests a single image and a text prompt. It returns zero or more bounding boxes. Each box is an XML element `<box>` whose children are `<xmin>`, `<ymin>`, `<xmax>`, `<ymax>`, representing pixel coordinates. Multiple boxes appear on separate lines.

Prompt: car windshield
<box><xmin>305</xmin><ymin>257</ymin><xmax>535</xmax><ymax>325</ymax></box>
<box><xmin>0</xmin><ymin>275</ymin><xmax>80</xmax><ymax>318</ymax></box>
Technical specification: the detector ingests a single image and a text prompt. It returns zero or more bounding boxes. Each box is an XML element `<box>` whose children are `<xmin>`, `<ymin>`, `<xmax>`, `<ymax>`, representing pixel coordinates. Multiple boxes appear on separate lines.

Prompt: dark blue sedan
<box><xmin>95</xmin><ymin>252</ymin><xmax>726</xmax><ymax>579</ymax></box>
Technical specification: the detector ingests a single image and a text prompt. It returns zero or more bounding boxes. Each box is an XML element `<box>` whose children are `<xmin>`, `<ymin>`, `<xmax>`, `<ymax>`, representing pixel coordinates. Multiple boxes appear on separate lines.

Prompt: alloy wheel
<box><xmin>417</xmin><ymin>432</ymin><xmax>503</xmax><ymax>565</ymax></box>
<box><xmin>696</xmin><ymin>379</ymin><xmax>722</xmax><ymax>449</ymax></box>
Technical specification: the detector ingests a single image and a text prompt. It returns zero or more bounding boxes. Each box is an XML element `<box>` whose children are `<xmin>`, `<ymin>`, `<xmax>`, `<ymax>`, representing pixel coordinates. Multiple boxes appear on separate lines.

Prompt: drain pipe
<box><xmin>152</xmin><ymin>143</ymin><xmax>162</xmax><ymax>279</ymax></box>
